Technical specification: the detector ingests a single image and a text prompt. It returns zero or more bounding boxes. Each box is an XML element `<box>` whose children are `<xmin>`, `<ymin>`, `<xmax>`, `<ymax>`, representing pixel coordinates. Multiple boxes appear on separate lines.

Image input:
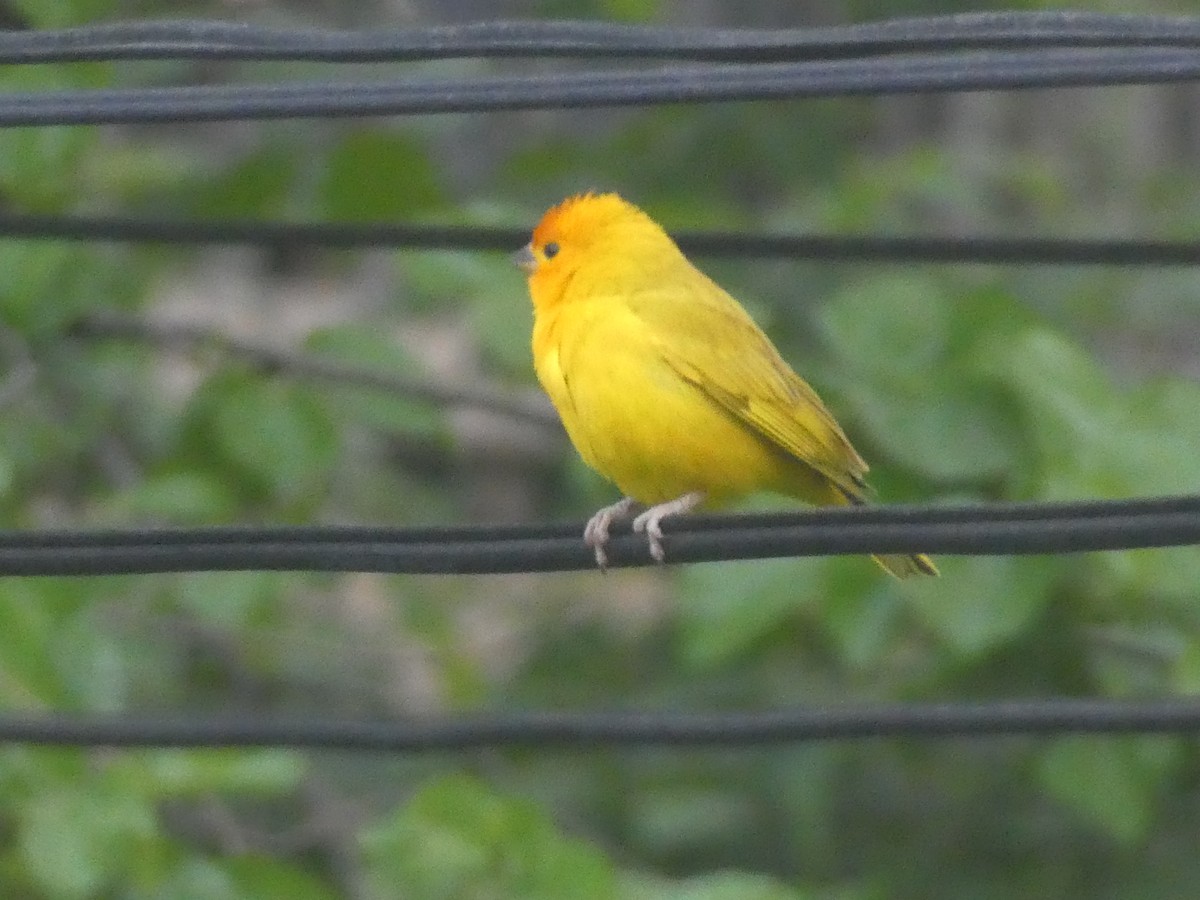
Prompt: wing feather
<box><xmin>627</xmin><ymin>278</ymin><xmax>868</xmax><ymax>498</ymax></box>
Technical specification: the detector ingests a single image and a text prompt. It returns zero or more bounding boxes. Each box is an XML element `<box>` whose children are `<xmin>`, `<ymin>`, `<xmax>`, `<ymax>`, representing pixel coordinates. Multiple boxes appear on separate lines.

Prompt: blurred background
<box><xmin>3</xmin><ymin>0</ymin><xmax>1200</xmax><ymax>897</ymax></box>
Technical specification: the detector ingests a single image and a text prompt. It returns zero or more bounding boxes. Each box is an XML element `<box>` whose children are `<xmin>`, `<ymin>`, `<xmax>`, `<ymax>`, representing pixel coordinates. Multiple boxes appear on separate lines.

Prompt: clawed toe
<box><xmin>582</xmin><ymin>497</ymin><xmax>638</xmax><ymax>572</ymax></box>
<box><xmin>583</xmin><ymin>492</ymin><xmax>703</xmax><ymax>568</ymax></box>
<box><xmin>629</xmin><ymin>491</ymin><xmax>704</xmax><ymax>565</ymax></box>
<box><xmin>585</xmin><ymin>534</ymin><xmax>610</xmax><ymax>571</ymax></box>
<box><xmin>631</xmin><ymin>512</ymin><xmax>666</xmax><ymax>563</ymax></box>
<box><xmin>583</xmin><ymin>518</ymin><xmax>612</xmax><ymax>571</ymax></box>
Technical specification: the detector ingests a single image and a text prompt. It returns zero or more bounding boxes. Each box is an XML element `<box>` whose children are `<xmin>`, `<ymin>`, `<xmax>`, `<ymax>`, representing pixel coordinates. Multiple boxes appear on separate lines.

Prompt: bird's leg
<box><xmin>632</xmin><ymin>491</ymin><xmax>705</xmax><ymax>564</ymax></box>
<box><xmin>584</xmin><ymin>496</ymin><xmax>641</xmax><ymax>571</ymax></box>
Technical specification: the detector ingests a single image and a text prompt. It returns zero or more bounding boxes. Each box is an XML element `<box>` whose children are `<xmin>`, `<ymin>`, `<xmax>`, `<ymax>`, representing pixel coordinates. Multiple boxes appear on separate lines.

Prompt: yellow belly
<box><xmin>535</xmin><ymin>302</ymin><xmax>810</xmax><ymax>507</ymax></box>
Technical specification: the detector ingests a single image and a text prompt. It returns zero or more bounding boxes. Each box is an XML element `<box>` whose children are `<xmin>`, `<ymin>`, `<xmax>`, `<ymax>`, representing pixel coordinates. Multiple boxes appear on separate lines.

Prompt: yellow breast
<box><xmin>533</xmin><ymin>295</ymin><xmax>790</xmax><ymax>507</ymax></box>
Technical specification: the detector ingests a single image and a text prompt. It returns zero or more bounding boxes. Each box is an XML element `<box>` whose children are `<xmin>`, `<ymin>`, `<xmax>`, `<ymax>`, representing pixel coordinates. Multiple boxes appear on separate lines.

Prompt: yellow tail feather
<box><xmin>873</xmin><ymin>552</ymin><xmax>939</xmax><ymax>579</ymax></box>
<box><xmin>788</xmin><ymin>474</ymin><xmax>939</xmax><ymax>579</ymax></box>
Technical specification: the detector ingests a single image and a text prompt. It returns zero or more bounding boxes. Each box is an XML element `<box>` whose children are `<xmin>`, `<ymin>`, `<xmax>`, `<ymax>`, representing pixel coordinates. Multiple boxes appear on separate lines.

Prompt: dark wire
<box><xmin>6</xmin><ymin>213</ymin><xmax>1200</xmax><ymax>266</ymax></box>
<box><xmin>1</xmin><ymin>495</ymin><xmax>1197</xmax><ymax>576</ymax></box>
<box><xmin>2</xmin><ymin>12</ymin><xmax>1200</xmax><ymax>63</ymax></box>
<box><xmin>2</xmin><ymin>698</ymin><xmax>1200</xmax><ymax>750</ymax></box>
<box><xmin>2</xmin><ymin>46</ymin><xmax>1200</xmax><ymax>126</ymax></box>
<box><xmin>4</xmin><ymin>13</ymin><xmax>1200</xmax><ymax>753</ymax></box>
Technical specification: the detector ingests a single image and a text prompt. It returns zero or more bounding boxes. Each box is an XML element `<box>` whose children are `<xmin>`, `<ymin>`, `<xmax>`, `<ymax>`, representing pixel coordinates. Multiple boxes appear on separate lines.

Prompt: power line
<box><xmin>2</xmin><ymin>12</ymin><xmax>1200</xmax><ymax>64</ymax></box>
<box><xmin>1</xmin><ymin>495</ymin><xmax>1197</xmax><ymax>576</ymax></box>
<box><xmin>2</xmin><ymin>13</ymin><xmax>1198</xmax><ymax>756</ymax></box>
<box><xmin>2</xmin><ymin>698</ymin><xmax>1199</xmax><ymax>750</ymax></box>
<box><xmin>1</xmin><ymin>46</ymin><xmax>1200</xmax><ymax>126</ymax></box>
<box><xmin>6</xmin><ymin>213</ymin><xmax>1200</xmax><ymax>265</ymax></box>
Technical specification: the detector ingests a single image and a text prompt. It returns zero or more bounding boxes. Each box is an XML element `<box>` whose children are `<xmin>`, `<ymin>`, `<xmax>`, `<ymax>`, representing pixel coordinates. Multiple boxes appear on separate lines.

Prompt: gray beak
<box><xmin>512</xmin><ymin>243</ymin><xmax>537</xmax><ymax>273</ymax></box>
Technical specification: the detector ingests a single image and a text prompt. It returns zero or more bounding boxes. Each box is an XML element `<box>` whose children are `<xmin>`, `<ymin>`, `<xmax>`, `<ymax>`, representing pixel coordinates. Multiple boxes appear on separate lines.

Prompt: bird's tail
<box><xmin>873</xmin><ymin>549</ymin><xmax>939</xmax><ymax>579</ymax></box>
<box><xmin>825</xmin><ymin>480</ymin><xmax>938</xmax><ymax>579</ymax></box>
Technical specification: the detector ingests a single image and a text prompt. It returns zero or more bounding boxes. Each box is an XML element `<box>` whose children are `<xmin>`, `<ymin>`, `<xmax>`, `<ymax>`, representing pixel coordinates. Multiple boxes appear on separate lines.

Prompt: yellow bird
<box><xmin>514</xmin><ymin>192</ymin><xmax>936</xmax><ymax>578</ymax></box>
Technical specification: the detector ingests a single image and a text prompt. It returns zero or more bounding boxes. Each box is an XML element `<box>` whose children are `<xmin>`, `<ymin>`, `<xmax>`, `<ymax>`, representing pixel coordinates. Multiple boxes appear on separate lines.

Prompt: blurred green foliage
<box><xmin>1</xmin><ymin>0</ymin><xmax>1200</xmax><ymax>898</ymax></box>
<box><xmin>362</xmin><ymin>774</ymin><xmax>617</xmax><ymax>899</ymax></box>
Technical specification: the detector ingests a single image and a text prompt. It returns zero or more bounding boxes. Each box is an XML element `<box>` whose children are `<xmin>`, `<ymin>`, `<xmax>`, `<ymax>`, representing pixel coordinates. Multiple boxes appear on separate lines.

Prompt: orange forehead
<box><xmin>530</xmin><ymin>192</ymin><xmax>638</xmax><ymax>246</ymax></box>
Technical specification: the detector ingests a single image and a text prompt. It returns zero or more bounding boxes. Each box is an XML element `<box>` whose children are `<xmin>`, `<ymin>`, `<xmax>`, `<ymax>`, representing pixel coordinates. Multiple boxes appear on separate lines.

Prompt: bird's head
<box><xmin>514</xmin><ymin>192</ymin><xmax>675</xmax><ymax>308</ymax></box>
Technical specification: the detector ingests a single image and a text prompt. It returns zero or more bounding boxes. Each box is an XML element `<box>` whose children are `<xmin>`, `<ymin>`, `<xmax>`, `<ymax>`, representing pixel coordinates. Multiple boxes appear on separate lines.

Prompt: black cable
<box><xmin>2</xmin><ymin>13</ymin><xmax>1200</xmax><ymax>64</ymax></box>
<box><xmin>1</xmin><ymin>46</ymin><xmax>1200</xmax><ymax>126</ymax></box>
<box><xmin>6</xmin><ymin>213</ymin><xmax>1200</xmax><ymax>266</ymax></box>
<box><xmin>2</xmin><ymin>698</ymin><xmax>1199</xmax><ymax>749</ymax></box>
<box><xmin>0</xmin><ymin>13</ymin><xmax>1195</xmax><ymax>761</ymax></box>
<box><xmin>0</xmin><ymin>495</ymin><xmax>1197</xmax><ymax>576</ymax></box>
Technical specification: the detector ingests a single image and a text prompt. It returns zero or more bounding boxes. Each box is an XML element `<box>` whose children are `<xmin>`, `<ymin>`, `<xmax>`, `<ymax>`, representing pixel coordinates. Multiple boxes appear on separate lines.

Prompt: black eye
<box><xmin>543</xmin><ymin>242</ymin><xmax>560</xmax><ymax>259</ymax></box>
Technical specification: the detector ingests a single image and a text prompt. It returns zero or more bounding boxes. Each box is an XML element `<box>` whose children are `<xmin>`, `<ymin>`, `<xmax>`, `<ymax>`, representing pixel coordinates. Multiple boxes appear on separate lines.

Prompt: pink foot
<box><xmin>583</xmin><ymin>497</ymin><xmax>639</xmax><ymax>571</ymax></box>
<box><xmin>631</xmin><ymin>491</ymin><xmax>705</xmax><ymax>563</ymax></box>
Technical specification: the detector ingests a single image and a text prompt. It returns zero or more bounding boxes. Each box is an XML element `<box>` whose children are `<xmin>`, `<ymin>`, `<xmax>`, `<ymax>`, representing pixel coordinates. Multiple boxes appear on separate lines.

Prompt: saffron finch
<box><xmin>514</xmin><ymin>192</ymin><xmax>936</xmax><ymax>578</ymax></box>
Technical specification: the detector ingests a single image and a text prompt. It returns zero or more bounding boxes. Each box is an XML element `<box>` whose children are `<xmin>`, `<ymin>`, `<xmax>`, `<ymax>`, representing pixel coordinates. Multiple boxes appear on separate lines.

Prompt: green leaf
<box><xmin>0</xmin><ymin>580</ymin><xmax>74</xmax><ymax>707</ymax></box>
<box><xmin>0</xmin><ymin>126</ymin><xmax>94</xmax><ymax>208</ymax></box>
<box><xmin>398</xmin><ymin>250</ymin><xmax>533</xmax><ymax>375</ymax></box>
<box><xmin>176</xmin><ymin>571</ymin><xmax>284</xmax><ymax>630</ymax></box>
<box><xmin>109</xmin><ymin>471</ymin><xmax>242</xmax><ymax>523</ymax></box>
<box><xmin>136</xmin><ymin>749</ymin><xmax>306</xmax><ymax>797</ymax></box>
<box><xmin>189</xmin><ymin>145</ymin><xmax>298</xmax><ymax>218</ymax></box>
<box><xmin>1101</xmin><ymin>544</ymin><xmax>1200</xmax><ymax>612</ymax></box>
<box><xmin>601</xmin><ymin>0</ymin><xmax>661</xmax><ymax>22</ymax></box>
<box><xmin>818</xmin><ymin>563</ymin><xmax>906</xmax><ymax>670</ymax></box>
<box><xmin>10</xmin><ymin>0</ymin><xmax>116</xmax><ymax>27</ymax></box>
<box><xmin>622</xmin><ymin>871</ymin><xmax>812</xmax><ymax>900</ymax></box>
<box><xmin>675</xmin><ymin>557</ymin><xmax>821</xmax><ymax>669</ymax></box>
<box><xmin>985</xmin><ymin>329</ymin><xmax>1115</xmax><ymax>487</ymax></box>
<box><xmin>946</xmin><ymin>283</ymin><xmax>1041</xmax><ymax>357</ymax></box>
<box><xmin>147</xmin><ymin>857</ymin><xmax>335</xmax><ymax>900</ymax></box>
<box><xmin>819</xmin><ymin>275</ymin><xmax>952</xmax><ymax>385</ymax></box>
<box><xmin>839</xmin><ymin>379</ymin><xmax>1020</xmax><ymax>482</ymax></box>
<box><xmin>0</xmin><ymin>451</ymin><xmax>13</xmax><ymax>499</ymax></box>
<box><xmin>226</xmin><ymin>856</ymin><xmax>338</xmax><ymax>900</ymax></box>
<box><xmin>0</xmin><ymin>244</ymin><xmax>103</xmax><ymax>332</ymax></box>
<box><xmin>627</xmin><ymin>785</ymin><xmax>758</xmax><ymax>861</ymax></box>
<box><xmin>401</xmin><ymin>250</ymin><xmax>501</xmax><ymax>314</ymax></box>
<box><xmin>993</xmin><ymin>329</ymin><xmax>1200</xmax><ymax>500</ymax></box>
<box><xmin>973</xmin><ymin>327</ymin><xmax>1200</xmax><ymax>603</ymax></box>
<box><xmin>56</xmin><ymin>611</ymin><xmax>131</xmax><ymax>712</ymax></box>
<box><xmin>819</xmin><ymin>277</ymin><xmax>1024</xmax><ymax>483</ymax></box>
<box><xmin>473</xmin><ymin>287</ymin><xmax>538</xmax><ymax>377</ymax></box>
<box><xmin>1173</xmin><ymin>639</ymin><xmax>1200</xmax><ymax>693</ymax></box>
<box><xmin>319</xmin><ymin>130</ymin><xmax>444</xmax><ymax>221</ymax></box>
<box><xmin>905</xmin><ymin>556</ymin><xmax>1060</xmax><ymax>657</ymax></box>
<box><xmin>1126</xmin><ymin>377</ymin><xmax>1200</xmax><ymax>497</ymax></box>
<box><xmin>18</xmin><ymin>784</ymin><xmax>158</xmax><ymax>898</ymax></box>
<box><xmin>1038</xmin><ymin>737</ymin><xmax>1179</xmax><ymax>844</ymax></box>
<box><xmin>361</xmin><ymin>775</ymin><xmax>616</xmax><ymax>900</ymax></box>
<box><xmin>0</xmin><ymin>66</ymin><xmax>106</xmax><ymax>202</ymax></box>
<box><xmin>209</xmin><ymin>374</ymin><xmax>339</xmax><ymax>502</ymax></box>
<box><xmin>143</xmin><ymin>858</ymin><xmax>239</xmax><ymax>900</ymax></box>
<box><xmin>305</xmin><ymin>324</ymin><xmax>447</xmax><ymax>438</ymax></box>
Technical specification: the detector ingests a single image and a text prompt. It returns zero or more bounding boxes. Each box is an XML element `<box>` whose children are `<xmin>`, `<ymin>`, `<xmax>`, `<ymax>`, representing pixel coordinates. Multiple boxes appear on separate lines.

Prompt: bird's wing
<box><xmin>628</xmin><ymin>278</ymin><xmax>868</xmax><ymax>498</ymax></box>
